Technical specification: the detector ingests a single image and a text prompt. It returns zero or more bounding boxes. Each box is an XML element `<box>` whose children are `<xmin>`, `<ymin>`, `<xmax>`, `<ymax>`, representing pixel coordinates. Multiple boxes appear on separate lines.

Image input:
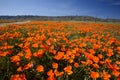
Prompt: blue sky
<box><xmin>0</xmin><ymin>0</ymin><xmax>120</xmax><ymax>19</ymax></box>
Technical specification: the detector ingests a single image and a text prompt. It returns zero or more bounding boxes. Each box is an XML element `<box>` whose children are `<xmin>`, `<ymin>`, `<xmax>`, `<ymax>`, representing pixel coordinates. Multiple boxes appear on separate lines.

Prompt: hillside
<box><xmin>0</xmin><ymin>15</ymin><xmax>120</xmax><ymax>22</ymax></box>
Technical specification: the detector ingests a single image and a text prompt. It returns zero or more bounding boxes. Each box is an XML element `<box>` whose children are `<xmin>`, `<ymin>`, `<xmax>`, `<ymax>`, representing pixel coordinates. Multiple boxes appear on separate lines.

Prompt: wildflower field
<box><xmin>0</xmin><ymin>21</ymin><xmax>120</xmax><ymax>80</ymax></box>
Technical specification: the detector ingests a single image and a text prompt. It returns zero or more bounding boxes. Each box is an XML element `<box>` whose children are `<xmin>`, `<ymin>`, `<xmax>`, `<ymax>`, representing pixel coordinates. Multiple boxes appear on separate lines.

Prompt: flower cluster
<box><xmin>0</xmin><ymin>21</ymin><xmax>120</xmax><ymax>80</ymax></box>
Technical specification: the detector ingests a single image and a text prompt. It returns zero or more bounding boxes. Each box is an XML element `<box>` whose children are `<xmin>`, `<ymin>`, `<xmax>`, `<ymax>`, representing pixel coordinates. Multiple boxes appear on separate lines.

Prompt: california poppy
<box><xmin>10</xmin><ymin>55</ymin><xmax>20</xmax><ymax>62</ymax></box>
<box><xmin>52</xmin><ymin>62</ymin><xmax>58</xmax><ymax>69</ymax></box>
<box><xmin>36</xmin><ymin>65</ymin><xmax>44</xmax><ymax>72</ymax></box>
<box><xmin>64</xmin><ymin>65</ymin><xmax>73</xmax><ymax>75</ymax></box>
<box><xmin>74</xmin><ymin>62</ymin><xmax>79</xmax><ymax>68</ymax></box>
<box><xmin>23</xmin><ymin>62</ymin><xmax>33</xmax><ymax>70</ymax></box>
<box><xmin>90</xmin><ymin>71</ymin><xmax>99</xmax><ymax>79</ymax></box>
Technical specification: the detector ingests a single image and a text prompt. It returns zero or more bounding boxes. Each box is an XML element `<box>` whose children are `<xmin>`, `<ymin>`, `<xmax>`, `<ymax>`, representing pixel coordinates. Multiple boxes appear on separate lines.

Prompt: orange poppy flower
<box><xmin>47</xmin><ymin>69</ymin><xmax>54</xmax><ymax>77</ymax></box>
<box><xmin>70</xmin><ymin>54</ymin><xmax>75</xmax><ymax>59</ymax></box>
<box><xmin>23</xmin><ymin>62</ymin><xmax>33</xmax><ymax>70</ymax></box>
<box><xmin>92</xmin><ymin>64</ymin><xmax>99</xmax><ymax>69</ymax></box>
<box><xmin>10</xmin><ymin>74</ymin><xmax>21</xmax><ymax>80</ymax></box>
<box><xmin>97</xmin><ymin>54</ymin><xmax>103</xmax><ymax>59</ymax></box>
<box><xmin>19</xmin><ymin>74</ymin><xmax>26</xmax><ymax>80</ymax></box>
<box><xmin>47</xmin><ymin>76</ymin><xmax>56</xmax><ymax>80</ymax></box>
<box><xmin>84</xmin><ymin>52</ymin><xmax>94</xmax><ymax>60</ymax></box>
<box><xmin>90</xmin><ymin>71</ymin><xmax>99</xmax><ymax>79</ymax></box>
<box><xmin>66</xmin><ymin>50</ymin><xmax>72</xmax><ymax>56</ymax></box>
<box><xmin>99</xmin><ymin>61</ymin><xmax>105</xmax><ymax>65</ymax></box>
<box><xmin>0</xmin><ymin>51</ymin><xmax>7</xmax><ymax>57</ymax></box>
<box><xmin>52</xmin><ymin>62</ymin><xmax>58</xmax><ymax>69</ymax></box>
<box><xmin>17</xmin><ymin>66</ymin><xmax>22</xmax><ymax>72</ymax></box>
<box><xmin>54</xmin><ymin>52</ymin><xmax>64</xmax><ymax>60</ymax></box>
<box><xmin>93</xmin><ymin>44</ymin><xmax>100</xmax><ymax>50</ymax></box>
<box><xmin>52</xmin><ymin>50</ymin><xmax>57</xmax><ymax>55</ymax></box>
<box><xmin>112</xmin><ymin>70</ymin><xmax>120</xmax><ymax>77</ymax></box>
<box><xmin>64</xmin><ymin>65</ymin><xmax>73</xmax><ymax>75</ymax></box>
<box><xmin>10</xmin><ymin>55</ymin><xmax>20</xmax><ymax>62</ymax></box>
<box><xmin>116</xmin><ymin>61</ymin><xmax>120</xmax><ymax>65</ymax></box>
<box><xmin>72</xmin><ymin>49</ymin><xmax>76</xmax><ymax>54</ymax></box>
<box><xmin>36</xmin><ymin>65</ymin><xmax>44</xmax><ymax>72</ymax></box>
<box><xmin>89</xmin><ymin>49</ymin><xmax>95</xmax><ymax>54</ymax></box>
<box><xmin>61</xmin><ymin>46</ymin><xmax>66</xmax><ymax>51</ymax></box>
<box><xmin>50</xmin><ymin>45</ymin><xmax>54</xmax><ymax>50</ymax></box>
<box><xmin>54</xmin><ymin>70</ymin><xmax>59</xmax><ymax>76</ymax></box>
<box><xmin>87</xmin><ymin>59</ymin><xmax>93</xmax><ymax>65</ymax></box>
<box><xmin>24</xmin><ymin>48</ymin><xmax>32</xmax><ymax>60</ymax></box>
<box><xmin>103</xmin><ymin>72</ymin><xmax>111</xmax><ymax>80</ymax></box>
<box><xmin>54</xmin><ymin>70</ymin><xmax>64</xmax><ymax>77</ymax></box>
<box><xmin>105</xmin><ymin>58</ymin><xmax>111</xmax><ymax>63</ymax></box>
<box><xmin>81</xmin><ymin>61</ymin><xmax>88</xmax><ymax>65</ymax></box>
<box><xmin>92</xmin><ymin>56</ymin><xmax>99</xmax><ymax>63</ymax></box>
<box><xmin>68</xmin><ymin>59</ymin><xmax>74</xmax><ymax>63</ymax></box>
<box><xmin>25</xmin><ymin>52</ymin><xmax>32</xmax><ymax>60</ymax></box>
<box><xmin>32</xmin><ymin>43</ymin><xmax>38</xmax><ymax>48</ymax></box>
<box><xmin>46</xmin><ymin>39</ymin><xmax>52</xmax><ymax>45</ymax></box>
<box><xmin>17</xmin><ymin>52</ymin><xmax>24</xmax><ymax>57</ymax></box>
<box><xmin>10</xmin><ymin>74</ymin><xmax>26</xmax><ymax>80</ymax></box>
<box><xmin>18</xmin><ymin>43</ymin><xmax>23</xmax><ymax>48</ymax></box>
<box><xmin>42</xmin><ymin>44</ymin><xmax>49</xmax><ymax>51</ymax></box>
<box><xmin>33</xmin><ymin>49</ymin><xmax>44</xmax><ymax>58</ymax></box>
<box><xmin>107</xmin><ymin>49</ymin><xmax>113</xmax><ymax>57</ymax></box>
<box><xmin>74</xmin><ymin>62</ymin><xmax>79</xmax><ymax>68</ymax></box>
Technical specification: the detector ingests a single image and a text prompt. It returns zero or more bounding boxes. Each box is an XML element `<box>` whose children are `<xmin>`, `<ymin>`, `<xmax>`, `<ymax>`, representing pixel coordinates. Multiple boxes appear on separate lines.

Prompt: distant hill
<box><xmin>0</xmin><ymin>15</ymin><xmax>120</xmax><ymax>22</ymax></box>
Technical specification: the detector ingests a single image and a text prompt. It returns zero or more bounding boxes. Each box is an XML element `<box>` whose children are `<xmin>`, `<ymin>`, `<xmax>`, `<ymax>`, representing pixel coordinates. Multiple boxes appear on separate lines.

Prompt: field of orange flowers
<box><xmin>0</xmin><ymin>21</ymin><xmax>120</xmax><ymax>80</ymax></box>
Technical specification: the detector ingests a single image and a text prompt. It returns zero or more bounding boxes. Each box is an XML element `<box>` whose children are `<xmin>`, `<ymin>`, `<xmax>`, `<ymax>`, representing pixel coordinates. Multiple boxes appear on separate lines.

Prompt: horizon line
<box><xmin>0</xmin><ymin>15</ymin><xmax>120</xmax><ymax>19</ymax></box>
